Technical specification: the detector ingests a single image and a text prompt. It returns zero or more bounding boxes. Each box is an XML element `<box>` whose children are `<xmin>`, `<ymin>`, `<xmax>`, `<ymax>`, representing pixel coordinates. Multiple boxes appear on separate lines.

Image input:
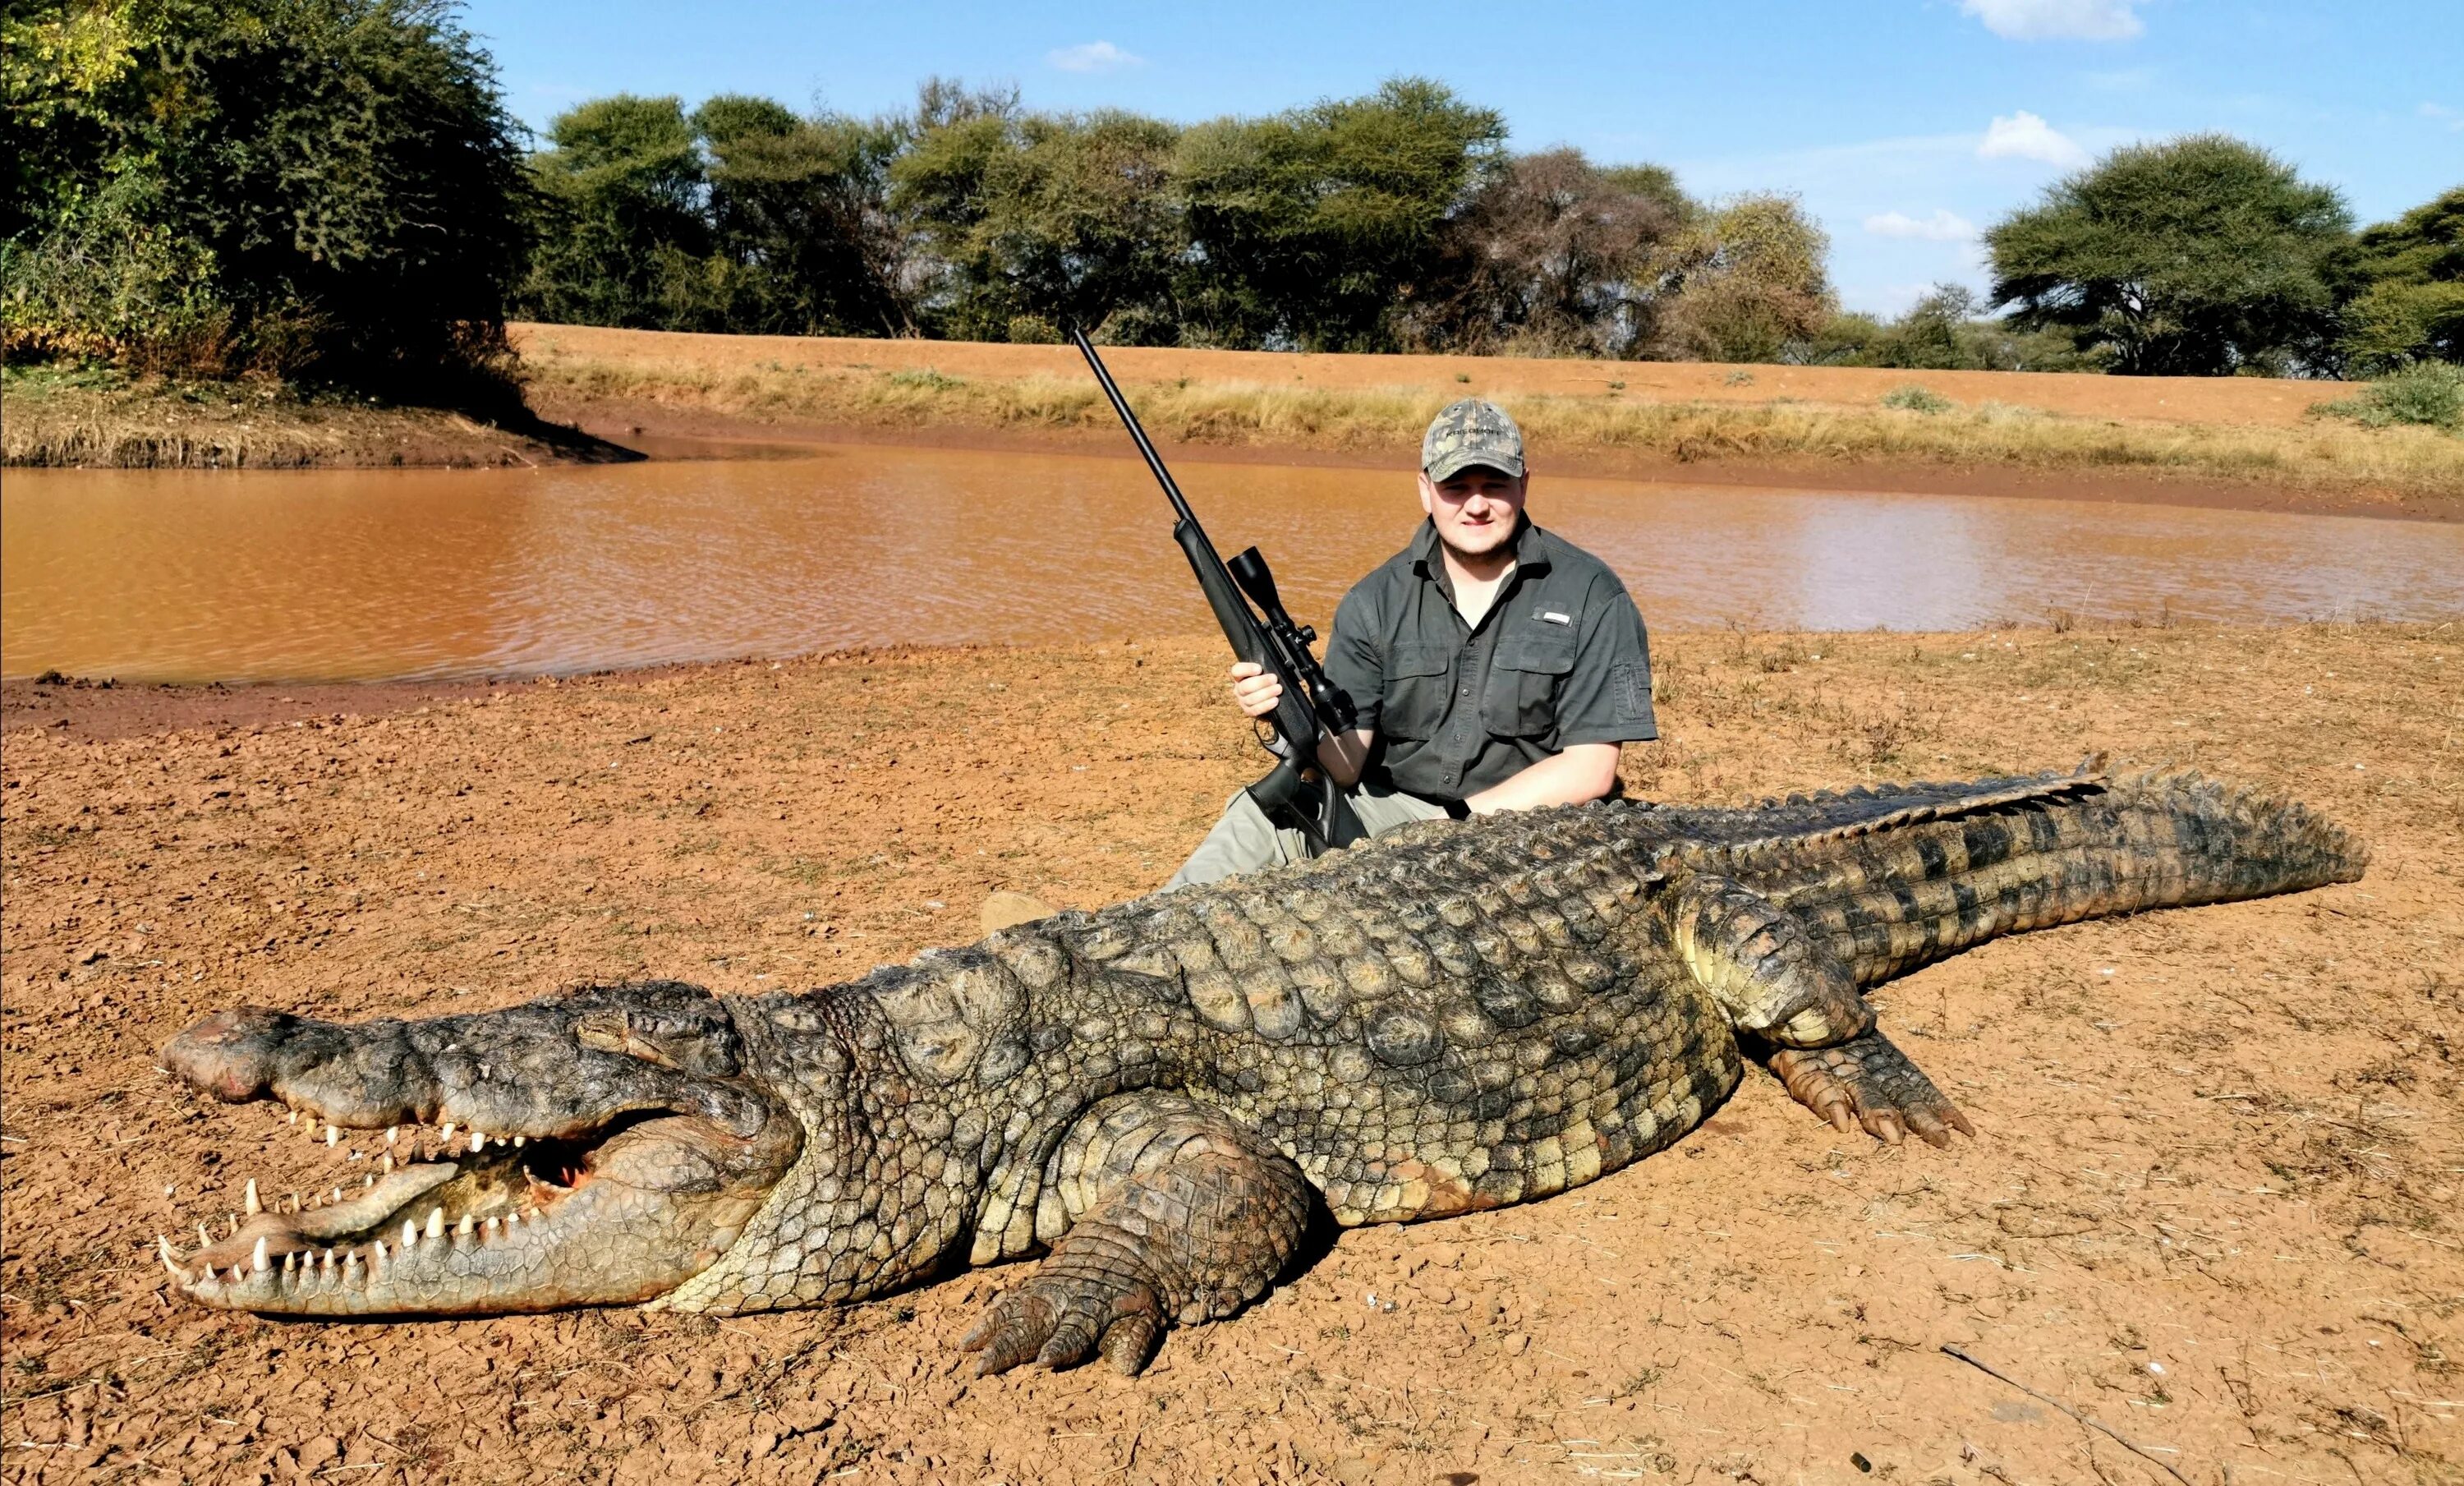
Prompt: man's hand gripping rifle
<box><xmin>1068</xmin><ymin>325</ymin><xmax>1366</xmax><ymax>855</ymax></box>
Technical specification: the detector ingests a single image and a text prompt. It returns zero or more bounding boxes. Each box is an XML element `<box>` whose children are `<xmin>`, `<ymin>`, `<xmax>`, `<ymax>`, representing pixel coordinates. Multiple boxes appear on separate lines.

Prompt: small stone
<box><xmin>1503</xmin><ymin>1332</ymin><xmax>1530</xmax><ymax>1356</ymax></box>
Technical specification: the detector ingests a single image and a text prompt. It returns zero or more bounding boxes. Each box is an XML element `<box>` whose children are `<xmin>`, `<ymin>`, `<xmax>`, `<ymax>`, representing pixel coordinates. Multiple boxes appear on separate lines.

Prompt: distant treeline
<box><xmin>4</xmin><ymin>0</ymin><xmax>2457</xmax><ymax>391</ymax></box>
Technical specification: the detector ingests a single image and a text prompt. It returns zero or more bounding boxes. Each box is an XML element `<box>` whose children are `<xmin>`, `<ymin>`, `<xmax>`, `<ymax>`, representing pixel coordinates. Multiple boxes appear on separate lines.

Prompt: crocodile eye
<box><xmin>571</xmin><ymin>1011</ymin><xmax>739</xmax><ymax>1076</ymax></box>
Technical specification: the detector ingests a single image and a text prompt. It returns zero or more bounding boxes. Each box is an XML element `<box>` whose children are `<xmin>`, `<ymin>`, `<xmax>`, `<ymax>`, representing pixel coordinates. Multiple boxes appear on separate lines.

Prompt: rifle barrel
<box><xmin>1066</xmin><ymin>325</ymin><xmax>1201</xmax><ymax>531</ymax></box>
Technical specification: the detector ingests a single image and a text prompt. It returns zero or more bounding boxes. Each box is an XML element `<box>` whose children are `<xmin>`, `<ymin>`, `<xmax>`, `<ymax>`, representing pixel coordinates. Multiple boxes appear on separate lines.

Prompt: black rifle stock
<box><xmin>1066</xmin><ymin>324</ymin><xmax>1364</xmax><ymax>855</ymax></box>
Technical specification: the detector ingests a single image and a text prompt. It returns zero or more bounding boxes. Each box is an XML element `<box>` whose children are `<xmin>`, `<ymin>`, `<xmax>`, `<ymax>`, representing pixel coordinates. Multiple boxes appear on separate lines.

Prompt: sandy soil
<box><xmin>2</xmin><ymin>626</ymin><xmax>2458</xmax><ymax>1484</ymax></box>
<box><xmin>510</xmin><ymin>326</ymin><xmax>2338</xmax><ymax>430</ymax></box>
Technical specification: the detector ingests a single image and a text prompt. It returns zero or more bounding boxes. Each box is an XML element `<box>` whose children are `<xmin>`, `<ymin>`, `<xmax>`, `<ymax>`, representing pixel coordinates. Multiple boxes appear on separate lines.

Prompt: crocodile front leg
<box><xmin>1671</xmin><ymin>874</ymin><xmax>1973</xmax><ymax>1147</ymax></box>
<box><xmin>962</xmin><ymin>1093</ymin><xmax>1312</xmax><ymax>1378</ymax></box>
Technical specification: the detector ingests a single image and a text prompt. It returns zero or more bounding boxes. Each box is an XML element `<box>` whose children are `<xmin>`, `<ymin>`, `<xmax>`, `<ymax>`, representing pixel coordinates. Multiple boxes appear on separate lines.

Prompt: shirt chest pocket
<box><xmin>1379</xmin><ymin>642</ymin><xmax>1456</xmax><ymax>740</ymax></box>
<box><xmin>1484</xmin><ymin>633</ymin><xmax>1577</xmax><ymax>738</ymax></box>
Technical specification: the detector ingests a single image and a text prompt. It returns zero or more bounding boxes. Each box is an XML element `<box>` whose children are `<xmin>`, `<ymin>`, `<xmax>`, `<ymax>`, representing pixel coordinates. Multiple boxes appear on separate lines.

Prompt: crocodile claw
<box><xmin>961</xmin><ymin>1272</ymin><xmax>1166</xmax><ymax>1377</ymax></box>
<box><xmin>1768</xmin><ymin>1029</ymin><xmax>1976</xmax><ymax>1148</ymax></box>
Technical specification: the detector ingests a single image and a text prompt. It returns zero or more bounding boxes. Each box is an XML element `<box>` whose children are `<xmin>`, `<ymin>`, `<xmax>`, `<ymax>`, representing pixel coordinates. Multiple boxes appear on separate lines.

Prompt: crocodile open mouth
<box><xmin>159</xmin><ymin>996</ymin><xmax>802</xmax><ymax>1318</ymax></box>
<box><xmin>168</xmin><ymin>1116</ymin><xmax>624</xmax><ymax>1290</ymax></box>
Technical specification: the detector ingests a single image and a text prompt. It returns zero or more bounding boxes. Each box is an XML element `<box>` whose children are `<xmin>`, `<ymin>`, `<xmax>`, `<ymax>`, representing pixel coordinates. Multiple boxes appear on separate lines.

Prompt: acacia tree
<box><xmin>1645</xmin><ymin>194</ymin><xmax>1835</xmax><ymax>362</ymax></box>
<box><xmin>890</xmin><ymin>105</ymin><xmax>1182</xmax><ymax>343</ymax></box>
<box><xmin>1175</xmin><ymin>79</ymin><xmax>1505</xmax><ymax>352</ymax></box>
<box><xmin>2338</xmin><ymin>186</ymin><xmax>2463</xmax><ymax>373</ymax></box>
<box><xmin>517</xmin><ymin>94</ymin><xmax>708</xmax><ymax>329</ymax></box>
<box><xmin>693</xmin><ymin>95</ymin><xmax>909</xmax><ymax>337</ymax></box>
<box><xmin>1986</xmin><ymin>134</ymin><xmax>2351</xmax><ymax>375</ymax></box>
<box><xmin>1405</xmin><ymin>149</ymin><xmax>1685</xmax><ymax>357</ymax></box>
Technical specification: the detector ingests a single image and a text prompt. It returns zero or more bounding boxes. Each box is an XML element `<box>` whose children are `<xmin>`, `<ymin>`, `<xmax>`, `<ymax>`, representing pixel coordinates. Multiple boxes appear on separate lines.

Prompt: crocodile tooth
<box><xmin>244</xmin><ymin>1179</ymin><xmax>260</xmax><ymax>1215</ymax></box>
<box><xmin>512</xmin><ymin>1136</ymin><xmax>525</xmax><ymax>1148</ymax></box>
<box><xmin>401</xmin><ymin>1220</ymin><xmax>419</xmax><ymax>1249</ymax></box>
<box><xmin>456</xmin><ymin>1215</ymin><xmax>473</xmax><ymax>1237</ymax></box>
<box><xmin>380</xmin><ymin>1153</ymin><xmax>394</xmax><ymax>1175</ymax></box>
<box><xmin>330</xmin><ymin>1187</ymin><xmax>343</xmax><ymax>1203</ymax></box>
<box><xmin>470</xmin><ymin>1130</ymin><xmax>486</xmax><ymax>1153</ymax></box>
<box><xmin>385</xmin><ymin>1126</ymin><xmax>398</xmax><ymax>1146</ymax></box>
<box><xmin>324</xmin><ymin>1124</ymin><xmax>338</xmax><ymax>1148</ymax></box>
<box><xmin>158</xmin><ymin>1235</ymin><xmax>177</xmax><ymax>1274</ymax></box>
<box><xmin>440</xmin><ymin>1122</ymin><xmax>455</xmax><ymax>1143</ymax></box>
<box><xmin>252</xmin><ymin>1237</ymin><xmax>269</xmax><ymax>1273</ymax></box>
<box><xmin>425</xmin><ymin>1208</ymin><xmax>444</xmax><ymax>1239</ymax></box>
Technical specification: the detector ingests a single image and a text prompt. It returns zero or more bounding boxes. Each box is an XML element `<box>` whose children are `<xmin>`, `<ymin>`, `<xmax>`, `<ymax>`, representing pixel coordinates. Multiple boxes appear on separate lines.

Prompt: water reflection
<box><xmin>4</xmin><ymin>444</ymin><xmax>2458</xmax><ymax>683</ymax></box>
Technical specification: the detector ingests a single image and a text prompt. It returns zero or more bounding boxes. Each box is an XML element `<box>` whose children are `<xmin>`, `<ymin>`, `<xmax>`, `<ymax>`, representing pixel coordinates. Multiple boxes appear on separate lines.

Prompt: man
<box><xmin>1166</xmin><ymin>398</ymin><xmax>1657</xmax><ymax>888</ymax></box>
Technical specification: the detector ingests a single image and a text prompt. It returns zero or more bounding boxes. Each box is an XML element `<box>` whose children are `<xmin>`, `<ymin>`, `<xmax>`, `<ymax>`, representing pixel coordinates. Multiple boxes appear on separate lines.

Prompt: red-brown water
<box><xmin>5</xmin><ymin>444</ymin><xmax>2458</xmax><ymax>683</ymax></box>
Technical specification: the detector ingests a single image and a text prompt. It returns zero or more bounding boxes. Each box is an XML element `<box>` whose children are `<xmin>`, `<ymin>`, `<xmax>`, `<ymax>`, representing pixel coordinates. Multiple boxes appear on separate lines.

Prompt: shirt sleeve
<box><xmin>1323</xmin><ymin>581</ymin><xmax>1386</xmax><ymax>734</ymax></box>
<box><xmin>1553</xmin><ymin>577</ymin><xmax>1657</xmax><ymax>746</ymax></box>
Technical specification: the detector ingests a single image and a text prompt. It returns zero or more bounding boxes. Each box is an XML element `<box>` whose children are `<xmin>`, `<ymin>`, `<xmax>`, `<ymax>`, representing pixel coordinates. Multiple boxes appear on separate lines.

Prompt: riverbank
<box><xmin>3</xmin><ymin>623</ymin><xmax>2455</xmax><ymax>1484</ymax></box>
<box><xmin>0</xmin><ymin>362</ymin><xmax>636</xmax><ymax>471</ymax></box>
<box><xmin>516</xmin><ymin>323</ymin><xmax>2464</xmax><ymax>518</ymax></box>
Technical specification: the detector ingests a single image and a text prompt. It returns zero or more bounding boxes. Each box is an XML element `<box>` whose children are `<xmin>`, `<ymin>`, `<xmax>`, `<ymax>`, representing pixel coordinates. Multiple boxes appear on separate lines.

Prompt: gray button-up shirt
<box><xmin>1323</xmin><ymin>518</ymin><xmax>1657</xmax><ymax>804</ymax></box>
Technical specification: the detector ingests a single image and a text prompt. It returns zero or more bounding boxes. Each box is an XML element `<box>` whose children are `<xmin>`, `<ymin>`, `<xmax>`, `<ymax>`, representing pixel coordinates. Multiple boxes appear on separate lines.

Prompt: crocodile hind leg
<box><xmin>1671</xmin><ymin>873</ymin><xmax>1974</xmax><ymax>1147</ymax></box>
<box><xmin>962</xmin><ymin>1093</ymin><xmax>1312</xmax><ymax>1378</ymax></box>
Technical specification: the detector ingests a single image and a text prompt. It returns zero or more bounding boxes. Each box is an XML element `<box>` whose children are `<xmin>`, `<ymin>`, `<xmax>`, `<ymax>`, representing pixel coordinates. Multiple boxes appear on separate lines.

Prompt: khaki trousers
<box><xmin>1165</xmin><ymin>780</ymin><xmax>1454</xmax><ymax>890</ymax></box>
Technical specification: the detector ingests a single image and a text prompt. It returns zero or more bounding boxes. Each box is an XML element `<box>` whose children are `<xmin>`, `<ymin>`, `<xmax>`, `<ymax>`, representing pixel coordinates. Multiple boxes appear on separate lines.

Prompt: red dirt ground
<box><xmin>2</xmin><ymin>625</ymin><xmax>2458</xmax><ymax>1484</ymax></box>
<box><xmin>509</xmin><ymin>325</ymin><xmax>2342</xmax><ymax>430</ymax></box>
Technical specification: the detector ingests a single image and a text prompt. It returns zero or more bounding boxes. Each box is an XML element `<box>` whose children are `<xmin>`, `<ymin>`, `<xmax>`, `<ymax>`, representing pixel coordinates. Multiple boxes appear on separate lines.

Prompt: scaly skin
<box><xmin>159</xmin><ymin>763</ymin><xmax>2365</xmax><ymax>1374</ymax></box>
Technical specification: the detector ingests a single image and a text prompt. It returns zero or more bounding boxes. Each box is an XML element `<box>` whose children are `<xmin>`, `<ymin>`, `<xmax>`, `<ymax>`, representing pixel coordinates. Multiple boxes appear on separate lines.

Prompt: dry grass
<box><xmin>0</xmin><ymin>366</ymin><xmax>594</xmax><ymax>469</ymax></box>
<box><xmin>530</xmin><ymin>352</ymin><xmax>2464</xmax><ymax>499</ymax></box>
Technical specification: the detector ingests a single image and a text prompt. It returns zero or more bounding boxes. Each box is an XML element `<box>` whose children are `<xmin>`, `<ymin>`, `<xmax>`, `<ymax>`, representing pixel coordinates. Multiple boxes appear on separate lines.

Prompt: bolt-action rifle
<box><xmin>1066</xmin><ymin>324</ymin><xmax>1365</xmax><ymax>856</ymax></box>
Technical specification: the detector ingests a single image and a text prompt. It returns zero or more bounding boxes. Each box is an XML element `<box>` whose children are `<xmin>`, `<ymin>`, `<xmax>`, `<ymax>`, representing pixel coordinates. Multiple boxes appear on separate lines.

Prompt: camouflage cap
<box><xmin>1421</xmin><ymin>398</ymin><xmax>1526</xmax><ymax>482</ymax></box>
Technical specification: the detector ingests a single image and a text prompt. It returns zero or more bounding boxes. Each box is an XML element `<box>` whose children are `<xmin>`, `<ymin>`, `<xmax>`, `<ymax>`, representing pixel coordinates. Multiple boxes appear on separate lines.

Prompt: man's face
<box><xmin>1418</xmin><ymin>465</ymin><xmax>1529</xmax><ymax>561</ymax></box>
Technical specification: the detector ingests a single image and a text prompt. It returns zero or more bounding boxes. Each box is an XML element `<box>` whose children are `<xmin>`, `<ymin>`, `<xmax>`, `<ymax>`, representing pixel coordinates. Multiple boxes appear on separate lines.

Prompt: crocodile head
<box><xmin>158</xmin><ymin>982</ymin><xmax>804</xmax><ymax>1316</ymax></box>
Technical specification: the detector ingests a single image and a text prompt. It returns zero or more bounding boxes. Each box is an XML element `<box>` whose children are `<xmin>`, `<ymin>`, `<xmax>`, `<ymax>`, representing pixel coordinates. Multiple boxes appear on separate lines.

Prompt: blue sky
<box><xmin>469</xmin><ymin>0</ymin><xmax>2462</xmax><ymax>316</ymax></box>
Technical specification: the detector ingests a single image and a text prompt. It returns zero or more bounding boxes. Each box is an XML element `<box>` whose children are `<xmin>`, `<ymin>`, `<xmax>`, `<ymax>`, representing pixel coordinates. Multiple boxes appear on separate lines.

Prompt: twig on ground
<box><xmin>1940</xmin><ymin>1344</ymin><xmax>2191</xmax><ymax>1486</ymax></box>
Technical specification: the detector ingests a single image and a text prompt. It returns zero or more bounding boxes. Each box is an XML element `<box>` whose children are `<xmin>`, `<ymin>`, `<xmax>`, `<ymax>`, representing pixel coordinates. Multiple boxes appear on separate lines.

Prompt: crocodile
<box><xmin>159</xmin><ymin>762</ymin><xmax>2362</xmax><ymax>1376</ymax></box>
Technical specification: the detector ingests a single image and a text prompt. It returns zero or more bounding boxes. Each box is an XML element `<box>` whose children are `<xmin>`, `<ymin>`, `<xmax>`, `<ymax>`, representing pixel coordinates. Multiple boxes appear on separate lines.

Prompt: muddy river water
<box><xmin>5</xmin><ymin>443</ymin><xmax>2459</xmax><ymax>683</ymax></box>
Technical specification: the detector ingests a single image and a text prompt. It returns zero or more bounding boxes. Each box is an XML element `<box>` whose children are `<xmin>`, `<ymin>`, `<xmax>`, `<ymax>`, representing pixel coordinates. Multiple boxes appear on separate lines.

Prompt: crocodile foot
<box><xmin>960</xmin><ymin>1093</ymin><xmax>1312</xmax><ymax>1378</ymax></box>
<box><xmin>1768</xmin><ymin>1028</ymin><xmax>1976</xmax><ymax>1148</ymax></box>
<box><xmin>961</xmin><ymin>1254</ymin><xmax>1166</xmax><ymax>1377</ymax></box>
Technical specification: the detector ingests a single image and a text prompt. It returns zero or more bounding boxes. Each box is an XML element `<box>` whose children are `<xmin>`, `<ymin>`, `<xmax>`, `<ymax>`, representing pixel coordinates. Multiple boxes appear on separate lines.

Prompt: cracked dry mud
<box><xmin>3</xmin><ymin>624</ymin><xmax>2458</xmax><ymax>1484</ymax></box>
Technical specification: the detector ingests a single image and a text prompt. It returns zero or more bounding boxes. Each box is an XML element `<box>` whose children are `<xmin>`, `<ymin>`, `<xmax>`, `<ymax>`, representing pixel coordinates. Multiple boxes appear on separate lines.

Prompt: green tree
<box><xmin>2338</xmin><ymin>186</ymin><xmax>2463</xmax><ymax>373</ymax></box>
<box><xmin>1176</xmin><ymin>79</ymin><xmax>1505</xmax><ymax>351</ymax></box>
<box><xmin>517</xmin><ymin>94</ymin><xmax>708</xmax><ymax>329</ymax></box>
<box><xmin>891</xmin><ymin>104</ymin><xmax>1182</xmax><ymax>342</ymax></box>
<box><xmin>692</xmin><ymin>95</ymin><xmax>909</xmax><ymax>336</ymax></box>
<box><xmin>3</xmin><ymin>0</ymin><xmax>532</xmax><ymax>388</ymax></box>
<box><xmin>1647</xmin><ymin>193</ymin><xmax>1835</xmax><ymax>362</ymax></box>
<box><xmin>1986</xmin><ymin>134</ymin><xmax>2352</xmax><ymax>375</ymax></box>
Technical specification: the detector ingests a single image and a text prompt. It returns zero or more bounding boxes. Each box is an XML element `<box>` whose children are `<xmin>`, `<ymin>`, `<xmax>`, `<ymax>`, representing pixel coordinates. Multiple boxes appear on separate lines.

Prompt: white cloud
<box><xmin>1978</xmin><ymin>111</ymin><xmax>2092</xmax><ymax>168</ymax></box>
<box><xmin>1863</xmin><ymin>209</ymin><xmax>1979</xmax><ymax>242</ymax></box>
<box><xmin>2423</xmin><ymin>102</ymin><xmax>2464</xmax><ymax>132</ymax></box>
<box><xmin>1046</xmin><ymin>40</ymin><xmax>1142</xmax><ymax>73</ymax></box>
<box><xmin>1960</xmin><ymin>0</ymin><xmax>2144</xmax><ymax>41</ymax></box>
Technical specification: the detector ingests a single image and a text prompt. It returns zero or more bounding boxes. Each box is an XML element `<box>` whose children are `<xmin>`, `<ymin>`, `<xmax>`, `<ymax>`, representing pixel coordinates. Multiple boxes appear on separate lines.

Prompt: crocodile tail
<box><xmin>1776</xmin><ymin>766</ymin><xmax>2367</xmax><ymax>986</ymax></box>
<box><xmin>2119</xmin><ymin>769</ymin><xmax>2365</xmax><ymax>907</ymax></box>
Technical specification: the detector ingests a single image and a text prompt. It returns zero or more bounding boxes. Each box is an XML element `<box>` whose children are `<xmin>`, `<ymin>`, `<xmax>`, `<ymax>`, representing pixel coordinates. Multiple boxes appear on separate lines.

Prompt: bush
<box><xmin>1881</xmin><ymin>384</ymin><xmax>1955</xmax><ymax>414</ymax></box>
<box><xmin>2311</xmin><ymin>362</ymin><xmax>2464</xmax><ymax>432</ymax></box>
<box><xmin>3</xmin><ymin>0</ymin><xmax>531</xmax><ymax>395</ymax></box>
